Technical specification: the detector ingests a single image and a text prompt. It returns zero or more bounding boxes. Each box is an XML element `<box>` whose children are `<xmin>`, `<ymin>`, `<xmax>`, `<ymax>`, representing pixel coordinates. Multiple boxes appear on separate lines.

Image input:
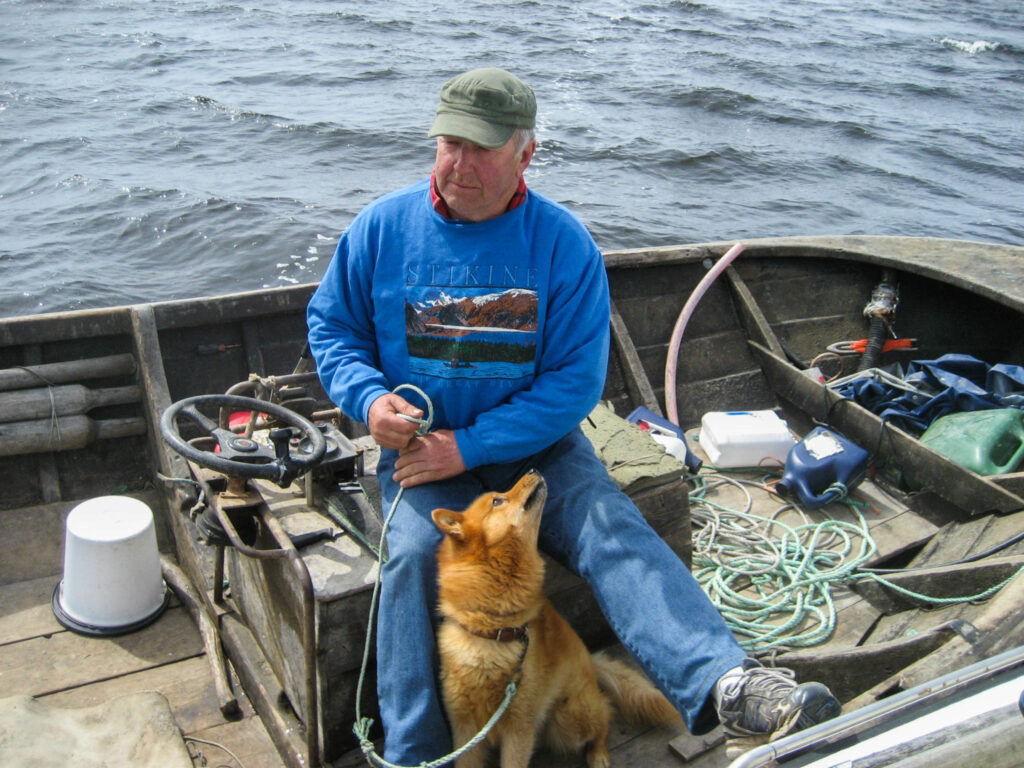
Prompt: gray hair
<box><xmin>512</xmin><ymin>127</ymin><xmax>536</xmax><ymax>154</ymax></box>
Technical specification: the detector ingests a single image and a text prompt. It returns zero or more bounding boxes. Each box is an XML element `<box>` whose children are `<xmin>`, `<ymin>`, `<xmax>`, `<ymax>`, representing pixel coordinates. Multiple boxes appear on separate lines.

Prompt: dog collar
<box><xmin>462</xmin><ymin>624</ymin><xmax>529</xmax><ymax>643</ymax></box>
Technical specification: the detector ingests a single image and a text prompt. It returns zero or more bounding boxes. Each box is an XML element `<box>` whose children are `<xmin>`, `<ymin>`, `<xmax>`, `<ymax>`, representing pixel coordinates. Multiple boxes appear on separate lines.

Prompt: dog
<box><xmin>431</xmin><ymin>470</ymin><xmax>682</xmax><ymax>768</ymax></box>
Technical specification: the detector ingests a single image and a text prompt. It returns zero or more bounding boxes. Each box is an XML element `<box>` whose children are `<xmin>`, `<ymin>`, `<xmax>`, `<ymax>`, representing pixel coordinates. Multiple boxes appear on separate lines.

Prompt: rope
<box><xmin>352</xmin><ymin>385</ymin><xmax>525</xmax><ymax>768</ymax></box>
<box><xmin>689</xmin><ymin>471</ymin><xmax>1024</xmax><ymax>653</ymax></box>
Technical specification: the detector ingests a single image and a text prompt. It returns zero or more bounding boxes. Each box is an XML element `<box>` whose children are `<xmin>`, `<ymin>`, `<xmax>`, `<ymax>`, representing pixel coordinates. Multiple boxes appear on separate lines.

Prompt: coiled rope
<box><xmin>351</xmin><ymin>384</ymin><xmax>526</xmax><ymax>768</ymax></box>
<box><xmin>689</xmin><ymin>471</ymin><xmax>1024</xmax><ymax>653</ymax></box>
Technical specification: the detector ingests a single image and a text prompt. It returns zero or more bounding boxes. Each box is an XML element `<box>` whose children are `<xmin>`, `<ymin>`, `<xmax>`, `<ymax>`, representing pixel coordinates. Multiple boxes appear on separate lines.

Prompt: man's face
<box><xmin>433</xmin><ymin>135</ymin><xmax>535</xmax><ymax>222</ymax></box>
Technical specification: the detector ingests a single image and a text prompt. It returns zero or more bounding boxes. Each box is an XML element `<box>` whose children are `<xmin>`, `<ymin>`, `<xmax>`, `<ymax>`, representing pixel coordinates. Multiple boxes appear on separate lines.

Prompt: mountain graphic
<box><xmin>408</xmin><ymin>288</ymin><xmax>538</xmax><ymax>335</ymax></box>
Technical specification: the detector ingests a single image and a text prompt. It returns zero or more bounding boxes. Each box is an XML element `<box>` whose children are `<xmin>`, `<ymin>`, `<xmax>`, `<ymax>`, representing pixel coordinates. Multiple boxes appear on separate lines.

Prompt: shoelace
<box><xmin>721</xmin><ymin>665</ymin><xmax>796</xmax><ymax>702</ymax></box>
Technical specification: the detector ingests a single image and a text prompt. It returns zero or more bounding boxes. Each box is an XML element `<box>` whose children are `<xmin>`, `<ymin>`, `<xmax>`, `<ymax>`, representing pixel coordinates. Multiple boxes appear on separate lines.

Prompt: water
<box><xmin>2</xmin><ymin>0</ymin><xmax>1022</xmax><ymax>319</ymax></box>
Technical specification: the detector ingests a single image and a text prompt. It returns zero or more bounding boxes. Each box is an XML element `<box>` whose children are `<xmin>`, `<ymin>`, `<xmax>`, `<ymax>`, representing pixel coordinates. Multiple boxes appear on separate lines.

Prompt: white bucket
<box><xmin>52</xmin><ymin>496</ymin><xmax>169</xmax><ymax>636</ymax></box>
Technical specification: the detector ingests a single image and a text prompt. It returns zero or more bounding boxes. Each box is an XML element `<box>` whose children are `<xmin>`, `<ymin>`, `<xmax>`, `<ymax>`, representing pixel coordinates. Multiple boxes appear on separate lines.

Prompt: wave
<box><xmin>939</xmin><ymin>38</ymin><xmax>1001</xmax><ymax>55</ymax></box>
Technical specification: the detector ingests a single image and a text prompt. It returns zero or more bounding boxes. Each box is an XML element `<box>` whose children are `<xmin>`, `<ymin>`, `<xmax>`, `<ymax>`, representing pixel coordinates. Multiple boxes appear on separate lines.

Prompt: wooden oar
<box><xmin>0</xmin><ymin>384</ymin><xmax>141</xmax><ymax>423</ymax></box>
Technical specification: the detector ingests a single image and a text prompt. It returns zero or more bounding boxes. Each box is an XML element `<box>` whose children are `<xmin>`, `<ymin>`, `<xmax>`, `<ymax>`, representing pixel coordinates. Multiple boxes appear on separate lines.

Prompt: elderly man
<box><xmin>307</xmin><ymin>67</ymin><xmax>839</xmax><ymax>764</ymax></box>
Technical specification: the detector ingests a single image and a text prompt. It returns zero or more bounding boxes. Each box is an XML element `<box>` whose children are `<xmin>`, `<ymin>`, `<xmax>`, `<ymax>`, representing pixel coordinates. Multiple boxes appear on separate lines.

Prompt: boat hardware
<box><xmin>160</xmin><ymin>393</ymin><xmax>326</xmax><ymax>488</ymax></box>
<box><xmin>826</xmin><ymin>338</ymin><xmax>917</xmax><ymax>356</ymax></box>
<box><xmin>857</xmin><ymin>270</ymin><xmax>899</xmax><ymax>372</ymax></box>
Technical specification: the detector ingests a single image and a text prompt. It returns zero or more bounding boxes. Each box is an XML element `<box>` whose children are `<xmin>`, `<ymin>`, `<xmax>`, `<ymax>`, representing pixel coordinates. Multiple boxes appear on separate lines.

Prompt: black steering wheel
<box><xmin>160</xmin><ymin>394</ymin><xmax>326</xmax><ymax>487</ymax></box>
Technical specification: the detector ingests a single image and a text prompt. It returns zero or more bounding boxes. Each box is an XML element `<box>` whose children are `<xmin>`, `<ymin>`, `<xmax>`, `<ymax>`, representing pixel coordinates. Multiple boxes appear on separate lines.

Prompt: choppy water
<box><xmin>2</xmin><ymin>0</ymin><xmax>1022</xmax><ymax>319</ymax></box>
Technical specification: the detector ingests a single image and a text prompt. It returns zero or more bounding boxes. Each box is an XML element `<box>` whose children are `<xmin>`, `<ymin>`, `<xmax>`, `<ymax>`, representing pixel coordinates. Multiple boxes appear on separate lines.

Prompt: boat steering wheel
<box><xmin>160</xmin><ymin>394</ymin><xmax>326</xmax><ymax>487</ymax></box>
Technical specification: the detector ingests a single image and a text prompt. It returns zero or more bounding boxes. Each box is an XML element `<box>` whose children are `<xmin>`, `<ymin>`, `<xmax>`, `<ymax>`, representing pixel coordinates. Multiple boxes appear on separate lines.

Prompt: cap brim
<box><xmin>427</xmin><ymin>112</ymin><xmax>516</xmax><ymax>149</ymax></box>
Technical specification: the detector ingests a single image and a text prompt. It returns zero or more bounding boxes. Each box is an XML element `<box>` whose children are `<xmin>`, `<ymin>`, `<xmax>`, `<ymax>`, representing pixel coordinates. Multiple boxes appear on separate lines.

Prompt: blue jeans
<box><xmin>374</xmin><ymin>427</ymin><xmax>746</xmax><ymax>765</ymax></box>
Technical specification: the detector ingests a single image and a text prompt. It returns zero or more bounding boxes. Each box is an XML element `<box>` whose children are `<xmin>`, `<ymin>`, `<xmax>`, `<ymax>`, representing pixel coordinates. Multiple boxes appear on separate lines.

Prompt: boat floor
<box><xmin>4</xmin><ymin>453</ymin><xmax>1022</xmax><ymax>768</ymax></box>
<box><xmin>0</xmin><ymin>490</ymin><xmax>287</xmax><ymax>768</ymax></box>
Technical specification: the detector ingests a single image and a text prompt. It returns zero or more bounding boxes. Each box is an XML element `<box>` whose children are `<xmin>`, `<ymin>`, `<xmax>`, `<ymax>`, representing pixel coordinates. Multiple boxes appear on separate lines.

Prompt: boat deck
<box><xmin>0</xmin><ymin>490</ymin><xmax>287</xmax><ymax>768</ymax></box>
<box><xmin>8</xmin><ymin>445</ymin><xmax>1020</xmax><ymax>768</ymax></box>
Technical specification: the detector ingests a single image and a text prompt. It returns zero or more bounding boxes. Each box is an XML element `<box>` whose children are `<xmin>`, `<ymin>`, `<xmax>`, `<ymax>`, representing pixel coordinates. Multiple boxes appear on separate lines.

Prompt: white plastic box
<box><xmin>698</xmin><ymin>410</ymin><xmax>796</xmax><ymax>468</ymax></box>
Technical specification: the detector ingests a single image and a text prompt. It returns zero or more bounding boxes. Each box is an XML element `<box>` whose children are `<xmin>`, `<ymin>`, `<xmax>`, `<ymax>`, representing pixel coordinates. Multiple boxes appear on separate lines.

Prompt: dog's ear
<box><xmin>431</xmin><ymin>508</ymin><xmax>464</xmax><ymax>540</ymax></box>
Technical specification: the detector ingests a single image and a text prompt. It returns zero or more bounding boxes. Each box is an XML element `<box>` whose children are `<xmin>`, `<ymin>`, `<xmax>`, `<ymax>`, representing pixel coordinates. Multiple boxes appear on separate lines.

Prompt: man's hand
<box><xmin>394</xmin><ymin>429</ymin><xmax>466</xmax><ymax>488</ymax></box>
<box><xmin>367</xmin><ymin>393</ymin><xmax>424</xmax><ymax>450</ymax></box>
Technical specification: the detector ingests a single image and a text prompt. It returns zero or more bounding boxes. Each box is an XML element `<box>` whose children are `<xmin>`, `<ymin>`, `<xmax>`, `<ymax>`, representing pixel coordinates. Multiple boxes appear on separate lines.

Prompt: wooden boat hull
<box><xmin>2</xmin><ymin>235</ymin><xmax>1023</xmax><ymax>768</ymax></box>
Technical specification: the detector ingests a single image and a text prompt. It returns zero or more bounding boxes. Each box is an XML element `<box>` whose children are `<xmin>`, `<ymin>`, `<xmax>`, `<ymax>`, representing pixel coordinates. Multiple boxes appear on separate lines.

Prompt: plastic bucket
<box><xmin>52</xmin><ymin>496</ymin><xmax>169</xmax><ymax>636</ymax></box>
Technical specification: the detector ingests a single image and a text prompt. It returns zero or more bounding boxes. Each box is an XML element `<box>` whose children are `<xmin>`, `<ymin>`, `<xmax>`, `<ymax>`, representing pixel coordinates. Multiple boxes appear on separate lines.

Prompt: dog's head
<box><xmin>431</xmin><ymin>470</ymin><xmax>548</xmax><ymax>620</ymax></box>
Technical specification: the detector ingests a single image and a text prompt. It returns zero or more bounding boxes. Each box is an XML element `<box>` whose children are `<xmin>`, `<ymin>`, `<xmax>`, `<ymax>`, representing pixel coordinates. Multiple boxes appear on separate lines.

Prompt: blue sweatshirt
<box><xmin>306</xmin><ymin>178</ymin><xmax>610</xmax><ymax>470</ymax></box>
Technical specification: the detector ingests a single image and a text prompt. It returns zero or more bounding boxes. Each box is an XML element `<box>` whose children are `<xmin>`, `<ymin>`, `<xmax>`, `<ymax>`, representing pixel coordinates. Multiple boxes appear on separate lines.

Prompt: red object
<box><xmin>229</xmin><ymin>411</ymin><xmax>256</xmax><ymax>430</ymax></box>
<box><xmin>849</xmin><ymin>338</ymin><xmax>915</xmax><ymax>354</ymax></box>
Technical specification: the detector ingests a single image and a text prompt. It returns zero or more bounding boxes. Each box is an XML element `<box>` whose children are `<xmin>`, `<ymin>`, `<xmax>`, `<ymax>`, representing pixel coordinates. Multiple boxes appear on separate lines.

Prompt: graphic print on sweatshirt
<box><xmin>405</xmin><ymin>263</ymin><xmax>538</xmax><ymax>380</ymax></box>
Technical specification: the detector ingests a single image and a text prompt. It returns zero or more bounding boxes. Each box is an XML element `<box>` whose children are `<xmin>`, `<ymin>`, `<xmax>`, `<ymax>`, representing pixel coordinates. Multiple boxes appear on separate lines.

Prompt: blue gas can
<box><xmin>775</xmin><ymin>427</ymin><xmax>870</xmax><ymax>509</ymax></box>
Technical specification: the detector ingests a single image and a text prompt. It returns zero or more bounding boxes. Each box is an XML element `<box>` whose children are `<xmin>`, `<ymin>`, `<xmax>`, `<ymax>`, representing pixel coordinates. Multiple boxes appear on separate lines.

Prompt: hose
<box><xmin>664</xmin><ymin>242</ymin><xmax>745</xmax><ymax>425</ymax></box>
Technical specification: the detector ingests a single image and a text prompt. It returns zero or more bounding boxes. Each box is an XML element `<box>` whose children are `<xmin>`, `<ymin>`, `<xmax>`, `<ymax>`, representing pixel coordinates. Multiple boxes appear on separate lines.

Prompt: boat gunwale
<box><xmin>3</xmin><ymin>236</ymin><xmax>1023</xmax><ymax>343</ymax></box>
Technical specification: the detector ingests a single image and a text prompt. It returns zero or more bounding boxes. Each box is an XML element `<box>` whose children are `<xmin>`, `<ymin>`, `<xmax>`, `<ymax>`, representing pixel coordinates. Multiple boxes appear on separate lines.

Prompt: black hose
<box><xmin>857</xmin><ymin>315</ymin><xmax>888</xmax><ymax>371</ymax></box>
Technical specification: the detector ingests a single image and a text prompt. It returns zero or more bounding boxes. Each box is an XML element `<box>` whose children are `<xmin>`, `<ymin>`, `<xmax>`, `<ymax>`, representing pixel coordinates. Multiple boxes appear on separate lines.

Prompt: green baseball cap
<box><xmin>428</xmin><ymin>68</ymin><xmax>536</xmax><ymax>149</ymax></box>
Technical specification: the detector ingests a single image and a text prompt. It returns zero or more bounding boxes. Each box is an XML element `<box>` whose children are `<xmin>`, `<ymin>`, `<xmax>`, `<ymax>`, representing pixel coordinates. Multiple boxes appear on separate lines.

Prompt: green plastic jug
<box><xmin>919</xmin><ymin>408</ymin><xmax>1024</xmax><ymax>475</ymax></box>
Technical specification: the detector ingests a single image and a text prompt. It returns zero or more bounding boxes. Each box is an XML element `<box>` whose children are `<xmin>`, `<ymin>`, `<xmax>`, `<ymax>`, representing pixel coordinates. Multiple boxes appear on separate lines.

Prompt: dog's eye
<box><xmin>491</xmin><ymin>497</ymin><xmax>505</xmax><ymax>507</ymax></box>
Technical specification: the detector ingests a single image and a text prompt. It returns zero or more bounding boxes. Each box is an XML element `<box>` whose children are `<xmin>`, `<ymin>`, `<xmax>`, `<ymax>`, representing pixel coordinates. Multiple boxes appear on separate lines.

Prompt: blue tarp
<box><xmin>831</xmin><ymin>354</ymin><xmax>1024</xmax><ymax>435</ymax></box>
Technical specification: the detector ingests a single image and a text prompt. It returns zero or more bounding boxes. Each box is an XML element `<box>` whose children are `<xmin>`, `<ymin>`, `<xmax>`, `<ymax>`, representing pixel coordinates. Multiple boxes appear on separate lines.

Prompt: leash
<box><xmin>352</xmin><ymin>384</ymin><xmax>527</xmax><ymax>768</ymax></box>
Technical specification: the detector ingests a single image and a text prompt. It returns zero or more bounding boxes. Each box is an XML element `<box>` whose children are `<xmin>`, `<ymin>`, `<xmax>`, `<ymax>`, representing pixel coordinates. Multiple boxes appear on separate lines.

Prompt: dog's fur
<box><xmin>431</xmin><ymin>470</ymin><xmax>681</xmax><ymax>768</ymax></box>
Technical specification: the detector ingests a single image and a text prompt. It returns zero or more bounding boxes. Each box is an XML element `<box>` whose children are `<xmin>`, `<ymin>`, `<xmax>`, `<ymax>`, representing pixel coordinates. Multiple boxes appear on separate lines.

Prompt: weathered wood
<box><xmin>0</xmin><ymin>414</ymin><xmax>146</xmax><ymax>456</ymax></box>
<box><xmin>0</xmin><ymin>576</ymin><xmax>64</xmax><ymax>643</ymax></box>
<box><xmin>725</xmin><ymin>265</ymin><xmax>786</xmax><ymax>358</ymax></box>
<box><xmin>0</xmin><ymin>606</ymin><xmax>202</xmax><ymax>698</ymax></box>
<box><xmin>845</xmin><ymin>568</ymin><xmax>1024</xmax><ymax>710</ymax></box>
<box><xmin>772</xmin><ymin>622</ymin><xmax>960</xmax><ymax>702</ymax></box>
<box><xmin>40</xmin><ymin>655</ymin><xmax>250</xmax><ymax>736</ymax></box>
<box><xmin>186</xmin><ymin>713</ymin><xmax>288</xmax><ymax>768</ymax></box>
<box><xmin>0</xmin><ymin>383</ymin><xmax>141</xmax><ymax>423</ymax></box>
<box><xmin>0</xmin><ymin>353</ymin><xmax>136</xmax><ymax>391</ymax></box>
<box><xmin>610</xmin><ymin>300</ymin><xmax>661</xmax><ymax>415</ymax></box>
<box><xmin>749</xmin><ymin>340</ymin><xmax>1024</xmax><ymax>515</ymax></box>
<box><xmin>853</xmin><ymin>556</ymin><xmax>1024</xmax><ymax>614</ymax></box>
<box><xmin>161</xmin><ymin>555</ymin><xmax>238</xmax><ymax>717</ymax></box>
<box><xmin>219</xmin><ymin>612</ymin><xmax>309</xmax><ymax>768</ymax></box>
<box><xmin>0</xmin><ymin>491</ymin><xmax>167</xmax><ymax>587</ymax></box>
<box><xmin>992</xmin><ymin>471</ymin><xmax>1024</xmax><ymax>496</ymax></box>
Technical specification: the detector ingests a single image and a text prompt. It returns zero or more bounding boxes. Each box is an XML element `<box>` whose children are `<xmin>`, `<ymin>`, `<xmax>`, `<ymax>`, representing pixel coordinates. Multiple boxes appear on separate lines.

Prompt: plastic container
<box><xmin>52</xmin><ymin>496</ymin><xmax>169</xmax><ymax>636</ymax></box>
<box><xmin>627</xmin><ymin>406</ymin><xmax>702</xmax><ymax>473</ymax></box>
<box><xmin>775</xmin><ymin>427</ymin><xmax>870</xmax><ymax>509</ymax></box>
<box><xmin>698</xmin><ymin>410</ymin><xmax>795</xmax><ymax>468</ymax></box>
<box><xmin>919</xmin><ymin>408</ymin><xmax>1024</xmax><ymax>476</ymax></box>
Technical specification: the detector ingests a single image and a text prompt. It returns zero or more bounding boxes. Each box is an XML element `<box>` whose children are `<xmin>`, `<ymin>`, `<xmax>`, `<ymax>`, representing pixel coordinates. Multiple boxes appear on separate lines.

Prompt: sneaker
<box><xmin>717</xmin><ymin>660</ymin><xmax>841</xmax><ymax>758</ymax></box>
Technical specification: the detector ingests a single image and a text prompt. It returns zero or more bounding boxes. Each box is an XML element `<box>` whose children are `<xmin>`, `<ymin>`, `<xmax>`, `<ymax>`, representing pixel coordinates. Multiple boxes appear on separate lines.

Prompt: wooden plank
<box><xmin>845</xmin><ymin>567</ymin><xmax>1024</xmax><ymax>711</ymax></box>
<box><xmin>0</xmin><ymin>491</ymin><xmax>169</xmax><ymax>588</ymax></box>
<box><xmin>0</xmin><ymin>606</ymin><xmax>202</xmax><ymax>697</ymax></box>
<box><xmin>771</xmin><ymin>623</ymin><xmax>957</xmax><ymax>703</ymax></box>
<box><xmin>992</xmin><ymin>471</ymin><xmax>1024</xmax><ymax>496</ymax></box>
<box><xmin>40</xmin><ymin>655</ymin><xmax>249</xmax><ymax>736</ymax></box>
<box><xmin>749</xmin><ymin>340</ymin><xmax>1024</xmax><ymax>515</ymax></box>
<box><xmin>219</xmin><ymin>613</ymin><xmax>309</xmax><ymax>768</ymax></box>
<box><xmin>852</xmin><ymin>555</ymin><xmax>1024</xmax><ymax>613</ymax></box>
<box><xmin>185</xmin><ymin>713</ymin><xmax>287</xmax><ymax>768</ymax></box>
<box><xmin>0</xmin><ymin>575</ymin><xmax>70</xmax><ymax>643</ymax></box>
<box><xmin>609</xmin><ymin>300</ymin><xmax>661</xmax><ymax>415</ymax></box>
<box><xmin>725</xmin><ymin>265</ymin><xmax>785</xmax><ymax>358</ymax></box>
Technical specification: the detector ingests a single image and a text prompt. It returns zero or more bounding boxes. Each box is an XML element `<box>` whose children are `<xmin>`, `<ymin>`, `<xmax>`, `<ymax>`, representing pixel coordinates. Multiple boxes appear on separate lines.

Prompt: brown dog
<box><xmin>431</xmin><ymin>470</ymin><xmax>682</xmax><ymax>768</ymax></box>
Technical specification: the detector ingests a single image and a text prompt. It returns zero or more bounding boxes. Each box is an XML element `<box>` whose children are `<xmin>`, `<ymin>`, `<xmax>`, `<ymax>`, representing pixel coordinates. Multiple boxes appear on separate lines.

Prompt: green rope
<box><xmin>352</xmin><ymin>385</ymin><xmax>525</xmax><ymax>768</ymax></box>
<box><xmin>689</xmin><ymin>472</ymin><xmax>1024</xmax><ymax>653</ymax></box>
